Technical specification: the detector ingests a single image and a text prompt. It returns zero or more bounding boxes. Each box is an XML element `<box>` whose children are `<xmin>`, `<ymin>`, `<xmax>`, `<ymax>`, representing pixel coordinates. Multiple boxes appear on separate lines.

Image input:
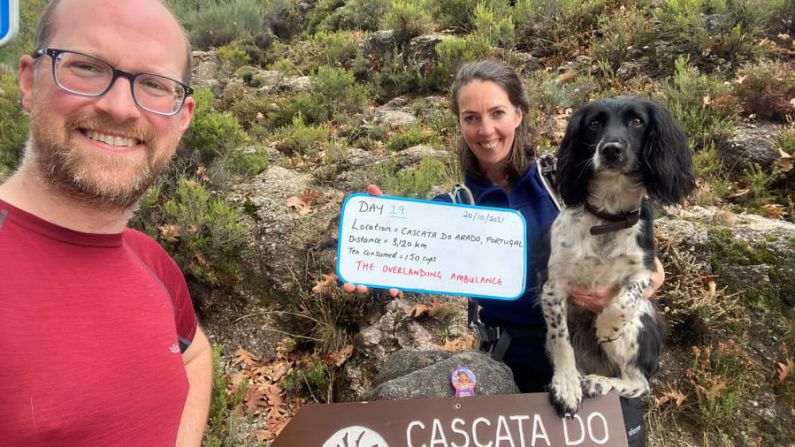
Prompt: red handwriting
<box><xmin>382</xmin><ymin>265</ymin><xmax>442</xmax><ymax>279</ymax></box>
<box><xmin>449</xmin><ymin>273</ymin><xmax>503</xmax><ymax>286</ymax></box>
<box><xmin>356</xmin><ymin>260</ymin><xmax>375</xmax><ymax>271</ymax></box>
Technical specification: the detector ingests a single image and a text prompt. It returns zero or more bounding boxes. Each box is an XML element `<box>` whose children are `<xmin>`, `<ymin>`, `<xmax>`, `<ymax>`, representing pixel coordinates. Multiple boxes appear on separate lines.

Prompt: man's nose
<box><xmin>92</xmin><ymin>77</ymin><xmax>142</xmax><ymax>122</ymax></box>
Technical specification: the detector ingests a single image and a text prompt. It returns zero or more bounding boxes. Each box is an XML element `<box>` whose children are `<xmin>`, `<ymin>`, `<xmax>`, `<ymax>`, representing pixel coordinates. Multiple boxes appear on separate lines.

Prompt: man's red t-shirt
<box><xmin>0</xmin><ymin>199</ymin><xmax>198</xmax><ymax>446</ymax></box>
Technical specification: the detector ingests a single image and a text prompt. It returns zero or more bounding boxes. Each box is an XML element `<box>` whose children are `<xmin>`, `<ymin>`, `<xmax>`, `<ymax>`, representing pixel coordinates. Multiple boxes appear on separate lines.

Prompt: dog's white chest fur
<box><xmin>547</xmin><ymin>207</ymin><xmax>646</xmax><ymax>289</ymax></box>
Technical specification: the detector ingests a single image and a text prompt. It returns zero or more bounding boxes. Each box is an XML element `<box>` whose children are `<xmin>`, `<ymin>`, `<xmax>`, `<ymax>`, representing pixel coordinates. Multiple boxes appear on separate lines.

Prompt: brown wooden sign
<box><xmin>272</xmin><ymin>392</ymin><xmax>628</xmax><ymax>447</ymax></box>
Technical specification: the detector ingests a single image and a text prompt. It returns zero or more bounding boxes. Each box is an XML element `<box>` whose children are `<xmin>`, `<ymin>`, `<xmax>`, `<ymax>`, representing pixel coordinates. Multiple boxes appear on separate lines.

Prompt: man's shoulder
<box><xmin>123</xmin><ymin>227</ymin><xmax>165</xmax><ymax>253</ymax></box>
<box><xmin>122</xmin><ymin>228</ymin><xmax>180</xmax><ymax>272</ymax></box>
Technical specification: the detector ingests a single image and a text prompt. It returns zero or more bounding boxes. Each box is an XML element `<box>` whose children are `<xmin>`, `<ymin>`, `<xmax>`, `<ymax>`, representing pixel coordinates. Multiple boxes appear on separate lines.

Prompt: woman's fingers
<box><xmin>366</xmin><ymin>184</ymin><xmax>383</xmax><ymax>196</ymax></box>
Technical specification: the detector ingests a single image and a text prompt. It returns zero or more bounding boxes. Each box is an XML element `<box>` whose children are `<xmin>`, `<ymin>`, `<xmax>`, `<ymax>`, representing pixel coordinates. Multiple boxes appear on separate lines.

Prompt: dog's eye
<box><xmin>630</xmin><ymin>118</ymin><xmax>644</xmax><ymax>128</ymax></box>
<box><xmin>588</xmin><ymin>120</ymin><xmax>601</xmax><ymax>129</ymax></box>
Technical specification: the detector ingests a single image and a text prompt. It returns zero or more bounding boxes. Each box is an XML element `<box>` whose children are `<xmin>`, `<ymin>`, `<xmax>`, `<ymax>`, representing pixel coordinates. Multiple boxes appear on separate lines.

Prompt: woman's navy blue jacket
<box><xmin>434</xmin><ymin>163</ymin><xmax>559</xmax><ymax>390</ymax></box>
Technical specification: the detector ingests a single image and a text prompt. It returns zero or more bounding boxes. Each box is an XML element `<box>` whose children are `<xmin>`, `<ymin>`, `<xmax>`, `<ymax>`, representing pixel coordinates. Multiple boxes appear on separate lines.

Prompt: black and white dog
<box><xmin>537</xmin><ymin>96</ymin><xmax>695</xmax><ymax>416</ymax></box>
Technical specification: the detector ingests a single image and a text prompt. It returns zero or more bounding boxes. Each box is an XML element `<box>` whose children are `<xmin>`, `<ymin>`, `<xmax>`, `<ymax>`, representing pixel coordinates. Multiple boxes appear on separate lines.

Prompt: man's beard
<box><xmin>30</xmin><ymin>110</ymin><xmax>173</xmax><ymax>210</ymax></box>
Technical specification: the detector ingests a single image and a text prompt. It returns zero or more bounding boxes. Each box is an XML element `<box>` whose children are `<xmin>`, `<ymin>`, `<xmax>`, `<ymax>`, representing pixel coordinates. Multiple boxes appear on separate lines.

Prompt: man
<box><xmin>0</xmin><ymin>0</ymin><xmax>212</xmax><ymax>445</ymax></box>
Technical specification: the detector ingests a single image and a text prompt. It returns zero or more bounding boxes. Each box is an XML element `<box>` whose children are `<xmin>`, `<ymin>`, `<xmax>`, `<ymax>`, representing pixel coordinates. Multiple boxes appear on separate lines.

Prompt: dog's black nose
<box><xmin>600</xmin><ymin>142</ymin><xmax>624</xmax><ymax>162</ymax></box>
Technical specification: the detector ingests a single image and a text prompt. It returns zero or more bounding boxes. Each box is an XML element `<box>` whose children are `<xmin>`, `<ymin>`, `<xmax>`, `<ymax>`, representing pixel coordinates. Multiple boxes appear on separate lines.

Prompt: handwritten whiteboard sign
<box><xmin>336</xmin><ymin>194</ymin><xmax>526</xmax><ymax>300</ymax></box>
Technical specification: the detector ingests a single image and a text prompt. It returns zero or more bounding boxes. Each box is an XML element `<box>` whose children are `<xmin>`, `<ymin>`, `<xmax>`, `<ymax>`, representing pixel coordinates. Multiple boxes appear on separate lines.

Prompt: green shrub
<box><xmin>657</xmin><ymin>57</ymin><xmax>739</xmax><ymax>149</ymax></box>
<box><xmin>690</xmin><ymin>143</ymin><xmax>731</xmax><ymax>206</ymax></box>
<box><xmin>512</xmin><ymin>0</ymin><xmax>609</xmax><ymax>55</ymax></box>
<box><xmin>282</xmin><ymin>359</ymin><xmax>331</xmax><ymax>403</ymax></box>
<box><xmin>592</xmin><ymin>6</ymin><xmax>656</xmax><ymax>74</ymax></box>
<box><xmin>216</xmin><ymin>44</ymin><xmax>251</xmax><ymax>71</ymax></box>
<box><xmin>432</xmin><ymin>0</ymin><xmax>476</xmax><ymax>32</ymax></box>
<box><xmin>180</xmin><ymin>0</ymin><xmax>266</xmax><ymax>50</ymax></box>
<box><xmin>384</xmin><ymin>124</ymin><xmax>440</xmax><ymax>152</ymax></box>
<box><xmin>472</xmin><ymin>2</ymin><xmax>515</xmax><ymax>48</ymax></box>
<box><xmin>314</xmin><ymin>0</ymin><xmax>391</xmax><ymax>32</ymax></box>
<box><xmin>223</xmin><ymin>145</ymin><xmax>270</xmax><ymax>177</ymax></box>
<box><xmin>346</xmin><ymin>123</ymin><xmax>390</xmax><ymax>151</ymax></box>
<box><xmin>159</xmin><ymin>178</ymin><xmax>248</xmax><ymax>286</ymax></box>
<box><xmin>181</xmin><ymin>88</ymin><xmax>249</xmax><ymax>164</ymax></box>
<box><xmin>273</xmin><ymin>114</ymin><xmax>331</xmax><ymax>158</ymax></box>
<box><xmin>0</xmin><ymin>74</ymin><xmax>29</xmax><ymax>178</ymax></box>
<box><xmin>733</xmin><ymin>60</ymin><xmax>795</xmax><ymax>122</ymax></box>
<box><xmin>313</xmin><ymin>31</ymin><xmax>363</xmax><ymax>68</ymax></box>
<box><xmin>262</xmin><ymin>0</ymin><xmax>307</xmax><ymax>41</ymax></box>
<box><xmin>777</xmin><ymin>125</ymin><xmax>795</xmax><ymax>153</ymax></box>
<box><xmin>379</xmin><ymin>157</ymin><xmax>455</xmax><ymax>198</ymax></box>
<box><xmin>653</xmin><ymin>0</ymin><xmax>764</xmax><ymax>70</ymax></box>
<box><xmin>382</xmin><ymin>0</ymin><xmax>434</xmax><ymax>44</ymax></box>
<box><xmin>684</xmin><ymin>341</ymin><xmax>760</xmax><ymax>434</ymax></box>
<box><xmin>227</xmin><ymin>94</ymin><xmax>274</xmax><ymax>130</ymax></box>
<box><xmin>203</xmin><ymin>344</ymin><xmax>250</xmax><ymax>447</ymax></box>
<box><xmin>312</xmin><ymin>67</ymin><xmax>370</xmax><ymax>120</ymax></box>
<box><xmin>738</xmin><ymin>163</ymin><xmax>781</xmax><ymax>212</ymax></box>
<box><xmin>434</xmin><ymin>34</ymin><xmax>494</xmax><ymax>83</ymax></box>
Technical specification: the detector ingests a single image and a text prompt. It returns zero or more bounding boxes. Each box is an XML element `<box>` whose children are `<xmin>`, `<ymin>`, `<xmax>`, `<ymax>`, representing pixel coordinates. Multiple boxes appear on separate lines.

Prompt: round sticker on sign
<box><xmin>322</xmin><ymin>425</ymin><xmax>389</xmax><ymax>447</ymax></box>
<box><xmin>451</xmin><ymin>367</ymin><xmax>476</xmax><ymax>397</ymax></box>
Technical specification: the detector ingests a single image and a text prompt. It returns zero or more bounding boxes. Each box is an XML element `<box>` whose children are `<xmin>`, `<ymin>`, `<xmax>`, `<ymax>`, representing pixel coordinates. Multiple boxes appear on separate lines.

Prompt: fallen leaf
<box><xmin>436</xmin><ymin>335</ymin><xmax>476</xmax><ymax>351</ymax></box>
<box><xmin>262</xmin><ymin>382</ymin><xmax>284</xmax><ymax>407</ymax></box>
<box><xmin>780</xmin><ymin>148</ymin><xmax>793</xmax><ymax>159</ymax></box>
<box><xmin>195</xmin><ymin>252</ymin><xmax>210</xmax><ymax>268</ymax></box>
<box><xmin>325</xmin><ymin>344</ymin><xmax>354</xmax><ymax>368</ymax></box>
<box><xmin>234</xmin><ymin>347</ymin><xmax>259</xmax><ymax>367</ymax></box>
<box><xmin>244</xmin><ymin>385</ymin><xmax>267</xmax><ymax>413</ymax></box>
<box><xmin>655</xmin><ymin>388</ymin><xmax>687</xmax><ymax>407</ymax></box>
<box><xmin>259</xmin><ymin>361</ymin><xmax>291</xmax><ymax>382</ymax></box>
<box><xmin>775</xmin><ymin>157</ymin><xmax>792</xmax><ymax>173</ymax></box>
<box><xmin>777</xmin><ymin>358</ymin><xmax>793</xmax><ymax>383</ymax></box>
<box><xmin>286</xmin><ymin>196</ymin><xmax>312</xmax><ymax>215</ymax></box>
<box><xmin>407</xmin><ymin>299</ymin><xmax>440</xmax><ymax>319</ymax></box>
<box><xmin>762</xmin><ymin>203</ymin><xmax>788</xmax><ymax>220</ymax></box>
<box><xmin>158</xmin><ymin>224</ymin><xmax>181</xmax><ymax>242</ymax></box>
<box><xmin>312</xmin><ymin>273</ymin><xmax>337</xmax><ymax>296</ymax></box>
<box><xmin>706</xmin><ymin>379</ymin><xmax>730</xmax><ymax>400</ymax></box>
<box><xmin>300</xmin><ymin>188</ymin><xmax>321</xmax><ymax>205</ymax></box>
<box><xmin>196</xmin><ymin>165</ymin><xmax>211</xmax><ymax>182</ymax></box>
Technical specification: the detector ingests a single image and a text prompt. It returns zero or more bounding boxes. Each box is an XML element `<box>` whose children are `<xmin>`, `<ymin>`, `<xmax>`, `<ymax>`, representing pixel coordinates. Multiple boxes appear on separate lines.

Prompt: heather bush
<box><xmin>734</xmin><ymin>60</ymin><xmax>795</xmax><ymax>122</ymax></box>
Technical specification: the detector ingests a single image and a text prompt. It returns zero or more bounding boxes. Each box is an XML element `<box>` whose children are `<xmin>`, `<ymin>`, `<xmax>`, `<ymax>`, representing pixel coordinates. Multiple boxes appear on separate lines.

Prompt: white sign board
<box><xmin>336</xmin><ymin>194</ymin><xmax>527</xmax><ymax>300</ymax></box>
<box><xmin>0</xmin><ymin>0</ymin><xmax>19</xmax><ymax>48</ymax></box>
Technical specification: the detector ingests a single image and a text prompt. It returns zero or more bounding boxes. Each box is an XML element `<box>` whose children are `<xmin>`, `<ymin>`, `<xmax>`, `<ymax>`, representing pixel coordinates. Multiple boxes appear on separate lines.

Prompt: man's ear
<box><xmin>177</xmin><ymin>96</ymin><xmax>195</xmax><ymax>133</ymax></box>
<box><xmin>18</xmin><ymin>55</ymin><xmax>36</xmax><ymax>112</ymax></box>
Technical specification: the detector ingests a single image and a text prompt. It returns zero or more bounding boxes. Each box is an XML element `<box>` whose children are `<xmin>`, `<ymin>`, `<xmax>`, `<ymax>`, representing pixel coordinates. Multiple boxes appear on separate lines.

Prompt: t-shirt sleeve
<box><xmin>123</xmin><ymin>229</ymin><xmax>198</xmax><ymax>345</ymax></box>
<box><xmin>158</xmin><ymin>252</ymin><xmax>198</xmax><ymax>345</ymax></box>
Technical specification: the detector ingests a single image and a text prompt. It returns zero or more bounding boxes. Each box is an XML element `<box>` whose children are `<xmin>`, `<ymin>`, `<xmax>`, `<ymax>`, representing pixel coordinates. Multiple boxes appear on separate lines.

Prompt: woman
<box><xmin>348</xmin><ymin>60</ymin><xmax>662</xmax><ymax>446</ymax></box>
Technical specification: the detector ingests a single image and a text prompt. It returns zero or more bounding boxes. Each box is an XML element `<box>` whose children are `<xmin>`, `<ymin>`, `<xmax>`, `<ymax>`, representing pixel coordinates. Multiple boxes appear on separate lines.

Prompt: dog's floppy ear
<box><xmin>641</xmin><ymin>100</ymin><xmax>695</xmax><ymax>205</ymax></box>
<box><xmin>556</xmin><ymin>106</ymin><xmax>593</xmax><ymax>207</ymax></box>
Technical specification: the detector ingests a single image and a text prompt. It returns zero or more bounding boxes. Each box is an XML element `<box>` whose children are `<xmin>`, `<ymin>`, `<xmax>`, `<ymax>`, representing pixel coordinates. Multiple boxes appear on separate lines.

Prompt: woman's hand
<box><xmin>569</xmin><ymin>258</ymin><xmax>665</xmax><ymax>313</ymax></box>
<box><xmin>569</xmin><ymin>285</ymin><xmax>618</xmax><ymax>314</ymax></box>
<box><xmin>342</xmin><ymin>184</ymin><xmax>401</xmax><ymax>297</ymax></box>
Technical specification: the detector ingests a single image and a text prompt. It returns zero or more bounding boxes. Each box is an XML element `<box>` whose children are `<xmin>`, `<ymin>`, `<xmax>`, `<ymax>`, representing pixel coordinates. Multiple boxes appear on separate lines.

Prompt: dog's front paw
<box><xmin>581</xmin><ymin>375</ymin><xmax>612</xmax><ymax>398</ymax></box>
<box><xmin>548</xmin><ymin>370</ymin><xmax>582</xmax><ymax>417</ymax></box>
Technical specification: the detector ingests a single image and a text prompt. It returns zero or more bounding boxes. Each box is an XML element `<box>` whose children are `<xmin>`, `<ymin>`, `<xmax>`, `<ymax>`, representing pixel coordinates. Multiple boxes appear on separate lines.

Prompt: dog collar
<box><xmin>584</xmin><ymin>202</ymin><xmax>641</xmax><ymax>235</ymax></box>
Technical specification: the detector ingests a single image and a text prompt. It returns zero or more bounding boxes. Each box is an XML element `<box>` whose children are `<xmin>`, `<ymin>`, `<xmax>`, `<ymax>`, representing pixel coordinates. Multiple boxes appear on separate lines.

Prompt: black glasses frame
<box><xmin>32</xmin><ymin>48</ymin><xmax>194</xmax><ymax>116</ymax></box>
